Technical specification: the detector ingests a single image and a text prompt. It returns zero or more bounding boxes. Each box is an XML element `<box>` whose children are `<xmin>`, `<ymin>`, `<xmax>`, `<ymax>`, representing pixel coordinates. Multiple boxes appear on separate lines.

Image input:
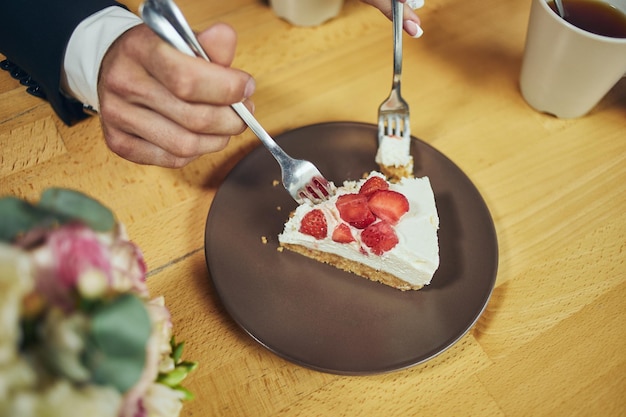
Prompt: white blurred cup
<box><xmin>519</xmin><ymin>0</ymin><xmax>626</xmax><ymax>118</ymax></box>
<box><xmin>269</xmin><ymin>0</ymin><xmax>344</xmax><ymax>27</ymax></box>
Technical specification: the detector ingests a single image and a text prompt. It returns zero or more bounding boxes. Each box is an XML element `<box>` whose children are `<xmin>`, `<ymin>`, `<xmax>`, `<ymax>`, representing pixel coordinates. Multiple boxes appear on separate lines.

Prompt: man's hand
<box><xmin>97</xmin><ymin>23</ymin><xmax>255</xmax><ymax>168</ymax></box>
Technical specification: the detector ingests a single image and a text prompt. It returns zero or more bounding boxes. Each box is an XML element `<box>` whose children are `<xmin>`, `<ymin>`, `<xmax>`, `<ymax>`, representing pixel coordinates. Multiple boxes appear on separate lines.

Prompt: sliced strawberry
<box><xmin>361</xmin><ymin>221</ymin><xmax>399</xmax><ymax>255</ymax></box>
<box><xmin>367</xmin><ymin>190</ymin><xmax>409</xmax><ymax>224</ymax></box>
<box><xmin>359</xmin><ymin>176</ymin><xmax>389</xmax><ymax>197</ymax></box>
<box><xmin>332</xmin><ymin>223</ymin><xmax>355</xmax><ymax>243</ymax></box>
<box><xmin>299</xmin><ymin>209</ymin><xmax>327</xmax><ymax>239</ymax></box>
<box><xmin>335</xmin><ymin>194</ymin><xmax>376</xmax><ymax>229</ymax></box>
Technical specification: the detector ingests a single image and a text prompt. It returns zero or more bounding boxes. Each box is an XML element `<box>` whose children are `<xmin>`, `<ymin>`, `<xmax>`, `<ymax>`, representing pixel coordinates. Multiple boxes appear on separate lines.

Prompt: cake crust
<box><xmin>379</xmin><ymin>162</ymin><xmax>414</xmax><ymax>182</ymax></box>
<box><xmin>281</xmin><ymin>243</ymin><xmax>424</xmax><ymax>291</ymax></box>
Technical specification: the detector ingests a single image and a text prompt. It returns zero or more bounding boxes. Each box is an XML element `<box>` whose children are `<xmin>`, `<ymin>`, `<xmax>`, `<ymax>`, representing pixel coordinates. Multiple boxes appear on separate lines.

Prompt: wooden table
<box><xmin>1</xmin><ymin>0</ymin><xmax>625</xmax><ymax>415</ymax></box>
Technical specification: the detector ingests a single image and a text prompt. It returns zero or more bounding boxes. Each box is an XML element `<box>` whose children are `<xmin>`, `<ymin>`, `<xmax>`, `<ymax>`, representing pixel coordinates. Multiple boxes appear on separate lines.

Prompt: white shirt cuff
<box><xmin>63</xmin><ymin>6</ymin><xmax>143</xmax><ymax>112</ymax></box>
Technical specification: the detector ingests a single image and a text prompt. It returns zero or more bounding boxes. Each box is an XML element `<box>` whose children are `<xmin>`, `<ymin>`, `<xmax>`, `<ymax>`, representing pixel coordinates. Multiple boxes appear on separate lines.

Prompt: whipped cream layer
<box><xmin>375</xmin><ymin>134</ymin><xmax>413</xmax><ymax>170</ymax></box>
<box><xmin>278</xmin><ymin>172</ymin><xmax>440</xmax><ymax>287</ymax></box>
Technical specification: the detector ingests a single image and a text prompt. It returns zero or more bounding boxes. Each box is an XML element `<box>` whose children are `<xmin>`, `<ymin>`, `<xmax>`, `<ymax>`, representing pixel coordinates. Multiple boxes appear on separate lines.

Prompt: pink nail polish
<box><xmin>403</xmin><ymin>20</ymin><xmax>424</xmax><ymax>38</ymax></box>
<box><xmin>244</xmin><ymin>78</ymin><xmax>256</xmax><ymax>99</ymax></box>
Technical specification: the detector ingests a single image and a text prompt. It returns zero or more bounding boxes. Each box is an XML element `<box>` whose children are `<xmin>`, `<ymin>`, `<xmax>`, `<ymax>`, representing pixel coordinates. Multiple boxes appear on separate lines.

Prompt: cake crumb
<box><xmin>276</xmin><ymin>246</ymin><xmax>284</xmax><ymax>252</ymax></box>
<box><xmin>261</xmin><ymin>236</ymin><xmax>268</xmax><ymax>244</ymax></box>
<box><xmin>272</xmin><ymin>179</ymin><xmax>280</xmax><ymax>187</ymax></box>
<box><xmin>276</xmin><ymin>206</ymin><xmax>282</xmax><ymax>211</ymax></box>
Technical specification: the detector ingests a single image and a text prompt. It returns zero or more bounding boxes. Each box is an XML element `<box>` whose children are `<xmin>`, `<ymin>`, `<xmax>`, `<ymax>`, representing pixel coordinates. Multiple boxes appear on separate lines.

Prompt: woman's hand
<box><xmin>361</xmin><ymin>0</ymin><xmax>424</xmax><ymax>38</ymax></box>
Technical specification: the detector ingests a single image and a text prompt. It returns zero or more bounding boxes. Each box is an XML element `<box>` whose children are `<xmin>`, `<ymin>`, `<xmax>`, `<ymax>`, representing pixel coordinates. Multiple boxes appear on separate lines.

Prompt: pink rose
<box><xmin>109</xmin><ymin>225</ymin><xmax>148</xmax><ymax>296</ymax></box>
<box><xmin>29</xmin><ymin>223</ymin><xmax>147</xmax><ymax>311</ymax></box>
<box><xmin>50</xmin><ymin>223</ymin><xmax>112</xmax><ymax>287</ymax></box>
<box><xmin>31</xmin><ymin>223</ymin><xmax>112</xmax><ymax>310</ymax></box>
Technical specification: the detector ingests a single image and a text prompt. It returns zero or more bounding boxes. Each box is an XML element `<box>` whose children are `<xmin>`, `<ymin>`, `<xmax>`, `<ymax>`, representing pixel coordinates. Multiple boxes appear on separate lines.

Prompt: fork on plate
<box><xmin>377</xmin><ymin>0</ymin><xmax>411</xmax><ymax>142</ymax></box>
<box><xmin>140</xmin><ymin>0</ymin><xmax>334</xmax><ymax>205</ymax></box>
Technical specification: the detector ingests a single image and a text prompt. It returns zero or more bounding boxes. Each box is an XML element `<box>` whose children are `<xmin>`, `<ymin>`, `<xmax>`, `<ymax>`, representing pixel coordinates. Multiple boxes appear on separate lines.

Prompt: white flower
<box><xmin>39</xmin><ymin>309</ymin><xmax>91</xmax><ymax>383</ymax></box>
<box><xmin>3</xmin><ymin>379</ymin><xmax>122</xmax><ymax>417</ymax></box>
<box><xmin>0</xmin><ymin>359</ymin><xmax>37</xmax><ymax>413</ymax></box>
<box><xmin>78</xmin><ymin>268</ymin><xmax>109</xmax><ymax>299</ymax></box>
<box><xmin>0</xmin><ymin>244</ymin><xmax>33</xmax><ymax>364</ymax></box>
<box><xmin>143</xmin><ymin>383</ymin><xmax>185</xmax><ymax>417</ymax></box>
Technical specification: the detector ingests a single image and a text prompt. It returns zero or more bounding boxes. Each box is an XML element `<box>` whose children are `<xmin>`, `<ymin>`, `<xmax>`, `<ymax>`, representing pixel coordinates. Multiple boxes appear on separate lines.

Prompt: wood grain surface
<box><xmin>1</xmin><ymin>0</ymin><xmax>624</xmax><ymax>416</ymax></box>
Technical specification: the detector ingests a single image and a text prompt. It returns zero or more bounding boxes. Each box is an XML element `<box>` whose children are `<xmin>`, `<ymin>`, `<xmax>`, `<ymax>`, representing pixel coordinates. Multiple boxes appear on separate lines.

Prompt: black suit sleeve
<box><xmin>0</xmin><ymin>0</ymin><xmax>129</xmax><ymax>125</ymax></box>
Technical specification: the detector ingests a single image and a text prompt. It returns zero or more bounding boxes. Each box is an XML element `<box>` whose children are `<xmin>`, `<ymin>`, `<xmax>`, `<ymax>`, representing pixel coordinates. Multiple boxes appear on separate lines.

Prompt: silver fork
<box><xmin>377</xmin><ymin>0</ymin><xmax>411</xmax><ymax>142</ymax></box>
<box><xmin>140</xmin><ymin>0</ymin><xmax>334</xmax><ymax>204</ymax></box>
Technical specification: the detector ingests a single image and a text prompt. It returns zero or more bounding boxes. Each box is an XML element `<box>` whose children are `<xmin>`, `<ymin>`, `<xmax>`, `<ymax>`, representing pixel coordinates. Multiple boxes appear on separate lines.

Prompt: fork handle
<box><xmin>230</xmin><ymin>102</ymin><xmax>295</xmax><ymax>167</ymax></box>
<box><xmin>392</xmin><ymin>0</ymin><xmax>403</xmax><ymax>86</ymax></box>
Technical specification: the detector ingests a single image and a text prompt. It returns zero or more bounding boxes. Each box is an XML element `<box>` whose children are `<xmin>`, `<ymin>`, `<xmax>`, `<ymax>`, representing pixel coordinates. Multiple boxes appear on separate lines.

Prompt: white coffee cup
<box><xmin>269</xmin><ymin>0</ymin><xmax>344</xmax><ymax>27</ymax></box>
<box><xmin>519</xmin><ymin>0</ymin><xmax>626</xmax><ymax>118</ymax></box>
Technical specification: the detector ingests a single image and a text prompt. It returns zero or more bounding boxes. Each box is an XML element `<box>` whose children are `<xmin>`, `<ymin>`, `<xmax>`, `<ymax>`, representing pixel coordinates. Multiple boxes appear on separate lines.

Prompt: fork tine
<box><xmin>297</xmin><ymin>187</ymin><xmax>323</xmax><ymax>205</ymax></box>
<box><xmin>380</xmin><ymin>113</ymin><xmax>410</xmax><ymax>139</ymax></box>
<box><xmin>297</xmin><ymin>176</ymin><xmax>334</xmax><ymax>205</ymax></box>
<box><xmin>402</xmin><ymin>115</ymin><xmax>411</xmax><ymax>139</ymax></box>
<box><xmin>393</xmin><ymin>114</ymin><xmax>410</xmax><ymax>138</ymax></box>
<box><xmin>312</xmin><ymin>176</ymin><xmax>333</xmax><ymax>198</ymax></box>
<box><xmin>393</xmin><ymin>114</ymin><xmax>401</xmax><ymax>136</ymax></box>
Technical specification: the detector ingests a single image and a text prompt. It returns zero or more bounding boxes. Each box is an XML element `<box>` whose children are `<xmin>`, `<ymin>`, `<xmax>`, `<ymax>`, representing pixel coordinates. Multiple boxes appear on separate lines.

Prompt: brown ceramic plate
<box><xmin>205</xmin><ymin>122</ymin><xmax>498</xmax><ymax>375</ymax></box>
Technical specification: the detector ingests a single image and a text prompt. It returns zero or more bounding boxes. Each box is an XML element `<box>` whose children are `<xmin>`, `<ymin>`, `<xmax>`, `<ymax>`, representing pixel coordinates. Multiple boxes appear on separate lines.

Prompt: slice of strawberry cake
<box><xmin>278</xmin><ymin>171</ymin><xmax>439</xmax><ymax>290</ymax></box>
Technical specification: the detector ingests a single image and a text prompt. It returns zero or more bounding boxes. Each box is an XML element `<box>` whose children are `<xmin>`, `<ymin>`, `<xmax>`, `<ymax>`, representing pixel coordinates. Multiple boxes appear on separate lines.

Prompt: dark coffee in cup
<box><xmin>548</xmin><ymin>0</ymin><xmax>626</xmax><ymax>38</ymax></box>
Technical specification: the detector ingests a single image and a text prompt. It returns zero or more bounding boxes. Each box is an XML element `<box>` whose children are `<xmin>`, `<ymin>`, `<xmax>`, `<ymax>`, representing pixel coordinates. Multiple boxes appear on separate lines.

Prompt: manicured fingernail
<box><xmin>244</xmin><ymin>77</ymin><xmax>256</xmax><ymax>99</ymax></box>
<box><xmin>404</xmin><ymin>20</ymin><xmax>423</xmax><ymax>38</ymax></box>
<box><xmin>407</xmin><ymin>0</ymin><xmax>425</xmax><ymax>9</ymax></box>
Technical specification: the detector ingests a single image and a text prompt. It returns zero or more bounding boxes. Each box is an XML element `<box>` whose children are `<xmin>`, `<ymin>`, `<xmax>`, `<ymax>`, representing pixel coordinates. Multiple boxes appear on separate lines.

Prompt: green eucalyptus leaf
<box><xmin>39</xmin><ymin>188</ymin><xmax>115</xmax><ymax>232</ymax></box>
<box><xmin>0</xmin><ymin>196</ymin><xmax>62</xmax><ymax>242</ymax></box>
<box><xmin>173</xmin><ymin>385</ymin><xmax>195</xmax><ymax>401</ymax></box>
<box><xmin>158</xmin><ymin>367</ymin><xmax>189</xmax><ymax>387</ymax></box>
<box><xmin>172</xmin><ymin>340</ymin><xmax>185</xmax><ymax>363</ymax></box>
<box><xmin>177</xmin><ymin>361</ymin><xmax>198</xmax><ymax>372</ymax></box>
<box><xmin>84</xmin><ymin>294</ymin><xmax>152</xmax><ymax>393</ymax></box>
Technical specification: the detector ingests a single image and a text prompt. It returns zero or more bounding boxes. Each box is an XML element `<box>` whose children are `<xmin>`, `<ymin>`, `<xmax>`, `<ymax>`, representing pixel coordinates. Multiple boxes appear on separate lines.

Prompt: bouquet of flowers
<box><xmin>0</xmin><ymin>189</ymin><xmax>196</xmax><ymax>417</ymax></box>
